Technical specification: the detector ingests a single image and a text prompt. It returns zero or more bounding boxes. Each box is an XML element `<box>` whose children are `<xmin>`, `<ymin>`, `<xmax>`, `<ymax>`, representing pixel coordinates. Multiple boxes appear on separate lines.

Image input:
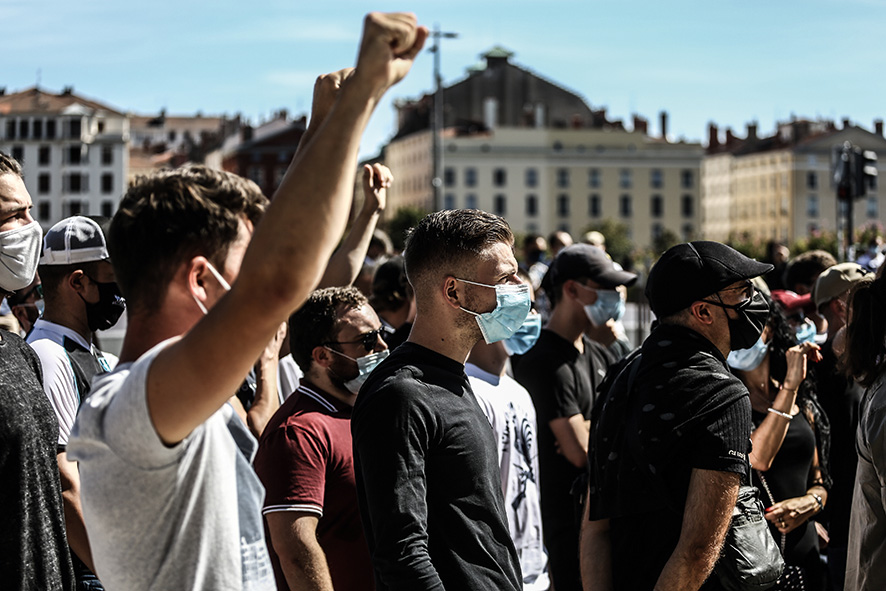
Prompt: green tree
<box><xmin>651</xmin><ymin>228</ymin><xmax>681</xmax><ymax>258</ymax></box>
<box><xmin>384</xmin><ymin>205</ymin><xmax>427</xmax><ymax>252</ymax></box>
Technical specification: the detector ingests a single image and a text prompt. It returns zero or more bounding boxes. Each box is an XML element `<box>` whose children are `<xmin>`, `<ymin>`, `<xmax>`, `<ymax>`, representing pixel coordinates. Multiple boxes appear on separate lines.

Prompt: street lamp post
<box><xmin>429</xmin><ymin>25</ymin><xmax>458</xmax><ymax>212</ymax></box>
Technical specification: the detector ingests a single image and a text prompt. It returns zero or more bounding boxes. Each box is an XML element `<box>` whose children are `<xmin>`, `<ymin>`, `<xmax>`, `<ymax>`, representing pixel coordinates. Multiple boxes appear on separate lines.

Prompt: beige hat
<box><xmin>812</xmin><ymin>262</ymin><xmax>872</xmax><ymax>309</ymax></box>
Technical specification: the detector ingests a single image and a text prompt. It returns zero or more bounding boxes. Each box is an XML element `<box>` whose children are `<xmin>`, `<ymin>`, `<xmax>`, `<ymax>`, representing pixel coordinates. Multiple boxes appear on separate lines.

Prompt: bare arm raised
<box><xmin>147</xmin><ymin>13</ymin><xmax>427</xmax><ymax>445</ymax></box>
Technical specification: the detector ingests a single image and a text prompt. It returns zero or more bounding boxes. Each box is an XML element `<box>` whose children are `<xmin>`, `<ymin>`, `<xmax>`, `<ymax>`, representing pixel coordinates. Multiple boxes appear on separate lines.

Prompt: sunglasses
<box><xmin>324</xmin><ymin>328</ymin><xmax>383</xmax><ymax>353</ymax></box>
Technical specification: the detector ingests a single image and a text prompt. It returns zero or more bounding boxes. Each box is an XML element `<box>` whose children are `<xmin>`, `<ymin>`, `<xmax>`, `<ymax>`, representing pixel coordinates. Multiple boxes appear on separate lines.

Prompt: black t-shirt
<box><xmin>588</xmin><ymin>324</ymin><xmax>752</xmax><ymax>591</ymax></box>
<box><xmin>514</xmin><ymin>330</ymin><xmax>615</xmax><ymax>528</ymax></box>
<box><xmin>351</xmin><ymin>342</ymin><xmax>522</xmax><ymax>591</ymax></box>
<box><xmin>0</xmin><ymin>330</ymin><xmax>75</xmax><ymax>591</ymax></box>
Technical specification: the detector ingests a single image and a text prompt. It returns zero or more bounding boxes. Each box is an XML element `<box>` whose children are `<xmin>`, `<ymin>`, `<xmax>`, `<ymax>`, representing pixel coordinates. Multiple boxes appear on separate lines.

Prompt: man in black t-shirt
<box><xmin>583</xmin><ymin>241</ymin><xmax>772</xmax><ymax>591</ymax></box>
<box><xmin>352</xmin><ymin>209</ymin><xmax>524</xmax><ymax>591</ymax></box>
<box><xmin>514</xmin><ymin>244</ymin><xmax>636</xmax><ymax>591</ymax></box>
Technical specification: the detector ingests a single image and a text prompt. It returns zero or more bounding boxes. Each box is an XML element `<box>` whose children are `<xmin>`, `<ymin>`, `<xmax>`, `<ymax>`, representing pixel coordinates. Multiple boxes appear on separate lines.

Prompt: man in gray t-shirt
<box><xmin>67</xmin><ymin>14</ymin><xmax>429</xmax><ymax>591</ymax></box>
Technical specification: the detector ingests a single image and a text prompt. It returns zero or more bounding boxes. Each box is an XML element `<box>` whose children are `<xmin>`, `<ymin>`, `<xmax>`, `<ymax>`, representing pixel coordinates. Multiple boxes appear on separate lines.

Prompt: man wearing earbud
<box><xmin>255</xmin><ymin>286</ymin><xmax>385</xmax><ymax>591</ymax></box>
<box><xmin>351</xmin><ymin>209</ymin><xmax>524</xmax><ymax>590</ymax></box>
<box><xmin>514</xmin><ymin>243</ymin><xmax>637</xmax><ymax>591</ymax></box>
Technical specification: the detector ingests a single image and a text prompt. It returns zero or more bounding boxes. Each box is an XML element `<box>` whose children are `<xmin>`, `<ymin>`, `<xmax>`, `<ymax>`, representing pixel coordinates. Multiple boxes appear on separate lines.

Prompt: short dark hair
<box><xmin>403</xmin><ymin>209</ymin><xmax>513</xmax><ymax>295</ymax></box>
<box><xmin>109</xmin><ymin>165</ymin><xmax>268</xmax><ymax>313</ymax></box>
<box><xmin>289</xmin><ymin>286</ymin><xmax>368</xmax><ymax>373</ymax></box>
<box><xmin>783</xmin><ymin>250</ymin><xmax>837</xmax><ymax>292</ymax></box>
<box><xmin>38</xmin><ymin>261</ymin><xmax>102</xmax><ymax>302</ymax></box>
<box><xmin>0</xmin><ymin>151</ymin><xmax>23</xmax><ymax>178</ymax></box>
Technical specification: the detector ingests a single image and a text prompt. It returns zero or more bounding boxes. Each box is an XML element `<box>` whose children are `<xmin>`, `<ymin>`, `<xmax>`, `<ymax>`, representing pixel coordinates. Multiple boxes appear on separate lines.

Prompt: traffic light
<box><xmin>855</xmin><ymin>148</ymin><xmax>878</xmax><ymax>197</ymax></box>
<box><xmin>834</xmin><ymin>142</ymin><xmax>853</xmax><ymax>201</ymax></box>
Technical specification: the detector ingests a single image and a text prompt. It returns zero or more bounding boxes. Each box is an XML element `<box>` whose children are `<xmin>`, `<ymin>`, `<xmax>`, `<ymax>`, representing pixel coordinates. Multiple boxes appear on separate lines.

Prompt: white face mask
<box><xmin>326</xmin><ymin>347</ymin><xmax>390</xmax><ymax>394</ymax></box>
<box><xmin>192</xmin><ymin>261</ymin><xmax>231</xmax><ymax>315</ymax></box>
<box><xmin>0</xmin><ymin>220</ymin><xmax>42</xmax><ymax>292</ymax></box>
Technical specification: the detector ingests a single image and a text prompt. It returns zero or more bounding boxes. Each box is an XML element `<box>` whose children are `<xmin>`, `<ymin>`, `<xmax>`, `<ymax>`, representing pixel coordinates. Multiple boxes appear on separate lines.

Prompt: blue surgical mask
<box><xmin>458</xmin><ymin>278</ymin><xmax>531</xmax><ymax>344</ymax></box>
<box><xmin>727</xmin><ymin>333</ymin><xmax>769</xmax><ymax>371</ymax></box>
<box><xmin>795</xmin><ymin>318</ymin><xmax>816</xmax><ymax>344</ymax></box>
<box><xmin>613</xmin><ymin>293</ymin><xmax>626</xmax><ymax>323</ymax></box>
<box><xmin>327</xmin><ymin>347</ymin><xmax>390</xmax><ymax>394</ymax></box>
<box><xmin>581</xmin><ymin>287</ymin><xmax>622</xmax><ymax>327</ymax></box>
<box><xmin>503</xmin><ymin>313</ymin><xmax>542</xmax><ymax>356</ymax></box>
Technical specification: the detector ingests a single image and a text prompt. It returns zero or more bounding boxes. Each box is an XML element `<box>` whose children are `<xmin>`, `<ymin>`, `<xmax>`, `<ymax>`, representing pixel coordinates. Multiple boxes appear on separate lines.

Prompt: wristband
<box><xmin>768</xmin><ymin>407</ymin><xmax>793</xmax><ymax>420</ymax></box>
<box><xmin>809</xmin><ymin>492</ymin><xmax>824</xmax><ymax>512</ymax></box>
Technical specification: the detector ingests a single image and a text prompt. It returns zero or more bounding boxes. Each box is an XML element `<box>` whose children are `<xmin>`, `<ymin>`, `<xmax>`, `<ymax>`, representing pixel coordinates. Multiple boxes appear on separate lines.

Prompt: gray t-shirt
<box><xmin>68</xmin><ymin>338</ymin><xmax>275</xmax><ymax>590</ymax></box>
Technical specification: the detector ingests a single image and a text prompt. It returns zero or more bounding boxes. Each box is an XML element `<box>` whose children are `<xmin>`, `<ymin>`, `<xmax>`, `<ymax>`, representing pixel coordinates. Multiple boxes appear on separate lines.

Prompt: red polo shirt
<box><xmin>254</xmin><ymin>382</ymin><xmax>374</xmax><ymax>591</ymax></box>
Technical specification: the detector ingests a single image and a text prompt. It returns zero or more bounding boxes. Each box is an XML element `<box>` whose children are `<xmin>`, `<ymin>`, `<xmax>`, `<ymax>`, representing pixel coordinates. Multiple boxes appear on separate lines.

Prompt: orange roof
<box><xmin>0</xmin><ymin>86</ymin><xmax>125</xmax><ymax>116</ymax></box>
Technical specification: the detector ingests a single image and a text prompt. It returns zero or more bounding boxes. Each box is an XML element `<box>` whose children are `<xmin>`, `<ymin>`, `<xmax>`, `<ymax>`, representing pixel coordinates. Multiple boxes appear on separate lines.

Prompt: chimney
<box><xmin>747</xmin><ymin>122</ymin><xmax>758</xmax><ymax>140</ymax></box>
<box><xmin>725</xmin><ymin>128</ymin><xmax>736</xmax><ymax>145</ymax></box>
<box><xmin>708</xmin><ymin>123</ymin><xmax>719</xmax><ymax>148</ymax></box>
<box><xmin>0</xmin><ymin>87</ymin><xmax>5</xmax><ymax>96</ymax></box>
<box><xmin>62</xmin><ymin>86</ymin><xmax>73</xmax><ymax>96</ymax></box>
<box><xmin>876</xmin><ymin>119</ymin><xmax>884</xmax><ymax>136</ymax></box>
<box><xmin>842</xmin><ymin>117</ymin><xmax>851</xmax><ymax>129</ymax></box>
<box><xmin>241</xmin><ymin>125</ymin><xmax>254</xmax><ymax>142</ymax></box>
<box><xmin>659</xmin><ymin>110</ymin><xmax>668</xmax><ymax>140</ymax></box>
<box><xmin>633</xmin><ymin>115</ymin><xmax>648</xmax><ymax>135</ymax></box>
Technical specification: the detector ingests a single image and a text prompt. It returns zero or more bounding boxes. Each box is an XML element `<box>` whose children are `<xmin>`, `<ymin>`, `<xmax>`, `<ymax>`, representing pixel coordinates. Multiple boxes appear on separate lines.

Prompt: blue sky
<box><xmin>5</xmin><ymin>1</ymin><xmax>885</xmax><ymax>159</ymax></box>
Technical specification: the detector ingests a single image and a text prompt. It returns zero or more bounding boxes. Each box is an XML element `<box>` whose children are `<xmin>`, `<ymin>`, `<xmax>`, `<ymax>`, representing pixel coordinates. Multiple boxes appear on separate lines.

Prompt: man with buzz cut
<box><xmin>66</xmin><ymin>13</ymin><xmax>427</xmax><ymax>591</ymax></box>
<box><xmin>352</xmin><ymin>209</ymin><xmax>524</xmax><ymax>591</ymax></box>
<box><xmin>582</xmin><ymin>241</ymin><xmax>773</xmax><ymax>591</ymax></box>
<box><xmin>28</xmin><ymin>215</ymin><xmax>125</xmax><ymax>590</ymax></box>
<box><xmin>254</xmin><ymin>286</ymin><xmax>386</xmax><ymax>591</ymax></box>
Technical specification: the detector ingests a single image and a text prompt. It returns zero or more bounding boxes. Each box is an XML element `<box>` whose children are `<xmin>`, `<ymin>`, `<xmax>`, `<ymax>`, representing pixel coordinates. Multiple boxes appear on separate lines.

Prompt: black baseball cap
<box><xmin>646</xmin><ymin>241</ymin><xmax>773</xmax><ymax>318</ymax></box>
<box><xmin>548</xmin><ymin>244</ymin><xmax>637</xmax><ymax>289</ymax></box>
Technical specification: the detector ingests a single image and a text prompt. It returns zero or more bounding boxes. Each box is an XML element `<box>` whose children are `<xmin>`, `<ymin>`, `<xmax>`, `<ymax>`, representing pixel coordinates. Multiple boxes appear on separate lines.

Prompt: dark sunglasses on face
<box><xmin>324</xmin><ymin>328</ymin><xmax>383</xmax><ymax>353</ymax></box>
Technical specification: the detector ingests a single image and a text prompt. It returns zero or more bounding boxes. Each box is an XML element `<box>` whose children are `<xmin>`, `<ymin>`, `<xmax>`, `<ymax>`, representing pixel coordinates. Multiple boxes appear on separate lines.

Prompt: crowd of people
<box><xmin>2</xmin><ymin>11</ymin><xmax>886</xmax><ymax>591</ymax></box>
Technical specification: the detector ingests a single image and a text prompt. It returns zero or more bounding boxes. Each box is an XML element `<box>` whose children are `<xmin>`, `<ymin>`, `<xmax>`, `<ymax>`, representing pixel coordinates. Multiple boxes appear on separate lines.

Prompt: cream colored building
<box><xmin>384</xmin><ymin>125</ymin><xmax>703</xmax><ymax>250</ymax></box>
<box><xmin>701</xmin><ymin>120</ymin><xmax>886</xmax><ymax>245</ymax></box>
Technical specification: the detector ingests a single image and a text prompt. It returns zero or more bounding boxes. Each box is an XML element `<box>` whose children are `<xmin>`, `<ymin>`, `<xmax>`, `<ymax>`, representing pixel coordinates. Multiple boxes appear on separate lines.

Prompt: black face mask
<box><xmin>705</xmin><ymin>289</ymin><xmax>771</xmax><ymax>351</ymax></box>
<box><xmin>81</xmin><ymin>278</ymin><xmax>126</xmax><ymax>332</ymax></box>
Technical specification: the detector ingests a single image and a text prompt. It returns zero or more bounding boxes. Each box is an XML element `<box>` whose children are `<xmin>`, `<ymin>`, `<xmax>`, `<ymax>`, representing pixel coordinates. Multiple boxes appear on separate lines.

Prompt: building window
<box><xmin>553</xmin><ymin>141</ymin><xmax>563</xmax><ymax>152</ymax></box>
<box><xmin>33</xmin><ymin>120</ymin><xmax>43</xmax><ymax>139</ymax></box>
<box><xmin>651</xmin><ymin>194</ymin><xmax>663</xmax><ymax>218</ymax></box>
<box><xmin>807</xmin><ymin>172</ymin><xmax>818</xmax><ymax>189</ymax></box>
<box><xmin>807</xmin><ymin>194</ymin><xmax>819</xmax><ymax>218</ymax></box>
<box><xmin>589</xmin><ymin>194</ymin><xmax>601</xmax><ymax>217</ymax></box>
<box><xmin>588</xmin><ymin>168</ymin><xmax>600</xmax><ymax>188</ymax></box>
<box><xmin>443</xmin><ymin>167</ymin><xmax>455</xmax><ymax>187</ymax></box>
<box><xmin>682</xmin><ymin>224</ymin><xmax>695</xmax><ymax>241</ymax></box>
<box><xmin>465</xmin><ymin>168</ymin><xmax>477</xmax><ymax>187</ymax></box>
<box><xmin>19</xmin><ymin>119</ymin><xmax>29</xmax><ymax>139</ymax></box>
<box><xmin>681</xmin><ymin>194</ymin><xmax>694</xmax><ymax>218</ymax></box>
<box><xmin>466</xmin><ymin>193</ymin><xmax>477</xmax><ymax>209</ymax></box>
<box><xmin>68</xmin><ymin>118</ymin><xmax>82</xmax><ymax>139</ymax></box>
<box><xmin>101</xmin><ymin>200</ymin><xmax>114</xmax><ymax>218</ymax></box>
<box><xmin>101</xmin><ymin>173</ymin><xmax>114</xmax><ymax>194</ymax></box>
<box><xmin>867</xmin><ymin>196</ymin><xmax>878</xmax><ymax>219</ymax></box>
<box><xmin>97</xmin><ymin>121</ymin><xmax>105</xmax><ymax>134</ymax></box>
<box><xmin>650</xmin><ymin>169</ymin><xmax>663</xmax><ymax>189</ymax></box>
<box><xmin>443</xmin><ymin>193</ymin><xmax>455</xmax><ymax>210</ymax></box>
<box><xmin>38</xmin><ymin>201</ymin><xmax>51</xmax><ymax>222</ymax></box>
<box><xmin>619</xmin><ymin>169</ymin><xmax>632</xmax><ymax>189</ymax></box>
<box><xmin>525</xmin><ymin>168</ymin><xmax>538</xmax><ymax>188</ymax></box>
<box><xmin>556</xmin><ymin>168</ymin><xmax>570</xmax><ymax>188</ymax></box>
<box><xmin>5</xmin><ymin>119</ymin><xmax>15</xmax><ymax>139</ymax></box>
<box><xmin>65</xmin><ymin>200</ymin><xmax>86</xmax><ymax>217</ymax></box>
<box><xmin>681</xmin><ymin>169</ymin><xmax>694</xmax><ymax>188</ymax></box>
<box><xmin>651</xmin><ymin>223</ymin><xmax>663</xmax><ymax>241</ymax></box>
<box><xmin>66</xmin><ymin>145</ymin><xmax>82</xmax><ymax>165</ymax></box>
<box><xmin>38</xmin><ymin>174</ymin><xmax>50</xmax><ymax>194</ymax></box>
<box><xmin>493</xmin><ymin>168</ymin><xmax>506</xmax><ymax>187</ymax></box>
<box><xmin>619</xmin><ymin>194</ymin><xmax>632</xmax><ymax>217</ymax></box>
<box><xmin>38</xmin><ymin>146</ymin><xmax>50</xmax><ymax>166</ymax></box>
<box><xmin>494</xmin><ymin>194</ymin><xmax>506</xmax><ymax>216</ymax></box>
<box><xmin>46</xmin><ymin>119</ymin><xmax>56</xmax><ymax>139</ymax></box>
<box><xmin>101</xmin><ymin>145</ymin><xmax>113</xmax><ymax>165</ymax></box>
<box><xmin>526</xmin><ymin>194</ymin><xmax>538</xmax><ymax>217</ymax></box>
<box><xmin>557</xmin><ymin>194</ymin><xmax>570</xmax><ymax>217</ymax></box>
<box><xmin>11</xmin><ymin>145</ymin><xmax>23</xmax><ymax>164</ymax></box>
<box><xmin>64</xmin><ymin>173</ymin><xmax>87</xmax><ymax>194</ymax></box>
